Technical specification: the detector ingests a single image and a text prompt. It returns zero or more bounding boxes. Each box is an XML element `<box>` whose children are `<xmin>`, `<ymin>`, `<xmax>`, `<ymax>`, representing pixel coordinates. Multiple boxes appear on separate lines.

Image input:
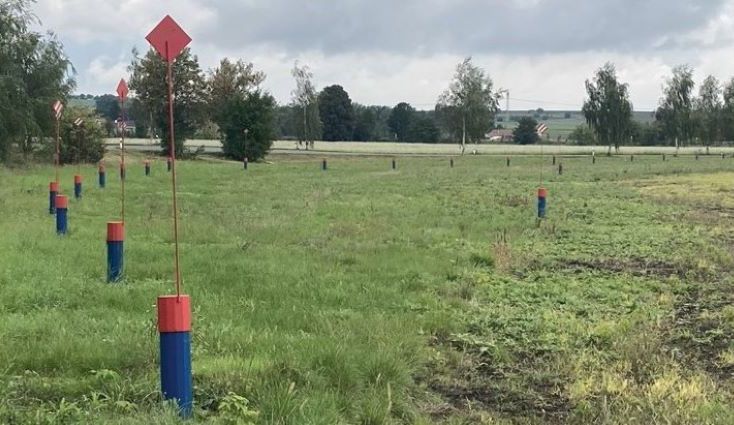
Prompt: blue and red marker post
<box><xmin>74</xmin><ymin>174</ymin><xmax>82</xmax><ymax>199</ymax></box>
<box><xmin>99</xmin><ymin>164</ymin><xmax>106</xmax><ymax>188</ymax></box>
<box><xmin>107</xmin><ymin>221</ymin><xmax>124</xmax><ymax>282</ymax></box>
<box><xmin>56</xmin><ymin>194</ymin><xmax>68</xmax><ymax>234</ymax></box>
<box><xmin>243</xmin><ymin>156</ymin><xmax>248</xmax><ymax>170</ymax></box>
<box><xmin>49</xmin><ymin>181</ymin><xmax>58</xmax><ymax>214</ymax></box>
<box><xmin>537</xmin><ymin>187</ymin><xmax>547</xmax><ymax>219</ymax></box>
<box><xmin>157</xmin><ymin>295</ymin><xmax>192</xmax><ymax>417</ymax></box>
<box><xmin>145</xmin><ymin>160</ymin><xmax>151</xmax><ymax>176</ymax></box>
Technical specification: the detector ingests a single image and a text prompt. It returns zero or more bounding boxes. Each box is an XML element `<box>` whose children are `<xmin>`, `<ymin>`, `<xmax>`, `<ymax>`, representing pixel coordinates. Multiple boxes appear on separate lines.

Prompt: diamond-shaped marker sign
<box><xmin>116</xmin><ymin>79</ymin><xmax>129</xmax><ymax>100</ymax></box>
<box><xmin>146</xmin><ymin>15</ymin><xmax>191</xmax><ymax>62</ymax></box>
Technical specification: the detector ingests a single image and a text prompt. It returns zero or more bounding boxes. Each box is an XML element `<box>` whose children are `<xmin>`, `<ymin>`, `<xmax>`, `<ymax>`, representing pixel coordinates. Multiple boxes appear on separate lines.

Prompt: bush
<box><xmin>57</xmin><ymin>107</ymin><xmax>106</xmax><ymax>164</ymax></box>
<box><xmin>513</xmin><ymin>117</ymin><xmax>539</xmax><ymax>145</ymax></box>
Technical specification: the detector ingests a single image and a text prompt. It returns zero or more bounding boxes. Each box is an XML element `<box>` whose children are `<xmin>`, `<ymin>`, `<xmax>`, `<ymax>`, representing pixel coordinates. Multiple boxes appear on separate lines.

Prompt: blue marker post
<box><xmin>74</xmin><ymin>175</ymin><xmax>82</xmax><ymax>199</ymax></box>
<box><xmin>107</xmin><ymin>221</ymin><xmax>124</xmax><ymax>282</ymax></box>
<box><xmin>99</xmin><ymin>164</ymin><xmax>106</xmax><ymax>188</ymax></box>
<box><xmin>120</xmin><ymin>163</ymin><xmax>126</xmax><ymax>180</ymax></box>
<box><xmin>243</xmin><ymin>156</ymin><xmax>248</xmax><ymax>170</ymax></box>
<box><xmin>157</xmin><ymin>295</ymin><xmax>193</xmax><ymax>418</ymax></box>
<box><xmin>537</xmin><ymin>187</ymin><xmax>547</xmax><ymax>219</ymax></box>
<box><xmin>145</xmin><ymin>160</ymin><xmax>151</xmax><ymax>176</ymax></box>
<box><xmin>49</xmin><ymin>181</ymin><xmax>58</xmax><ymax>214</ymax></box>
<box><xmin>56</xmin><ymin>195</ymin><xmax>68</xmax><ymax>234</ymax></box>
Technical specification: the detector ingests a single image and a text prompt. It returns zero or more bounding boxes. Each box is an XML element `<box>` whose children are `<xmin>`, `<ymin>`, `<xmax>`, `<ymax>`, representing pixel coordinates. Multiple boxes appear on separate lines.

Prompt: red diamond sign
<box><xmin>116</xmin><ymin>79</ymin><xmax>129</xmax><ymax>100</ymax></box>
<box><xmin>146</xmin><ymin>15</ymin><xmax>191</xmax><ymax>62</ymax></box>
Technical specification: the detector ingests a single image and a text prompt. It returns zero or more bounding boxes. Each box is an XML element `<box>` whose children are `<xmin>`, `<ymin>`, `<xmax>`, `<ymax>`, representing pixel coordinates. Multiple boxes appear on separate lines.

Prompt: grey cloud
<box><xmin>199</xmin><ymin>0</ymin><xmax>727</xmax><ymax>55</ymax></box>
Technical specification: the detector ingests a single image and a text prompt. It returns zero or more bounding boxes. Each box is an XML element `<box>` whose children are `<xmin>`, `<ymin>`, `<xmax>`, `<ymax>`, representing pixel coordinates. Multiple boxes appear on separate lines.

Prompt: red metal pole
<box><xmin>166</xmin><ymin>42</ymin><xmax>182</xmax><ymax>300</ymax></box>
<box><xmin>55</xmin><ymin>118</ymin><xmax>60</xmax><ymax>183</ymax></box>
<box><xmin>120</xmin><ymin>96</ymin><xmax>126</xmax><ymax>224</ymax></box>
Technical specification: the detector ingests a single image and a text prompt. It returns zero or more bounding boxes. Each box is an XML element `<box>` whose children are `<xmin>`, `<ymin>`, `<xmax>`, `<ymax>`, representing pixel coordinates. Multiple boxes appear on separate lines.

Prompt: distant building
<box><xmin>487</xmin><ymin>129</ymin><xmax>514</xmax><ymax>143</ymax></box>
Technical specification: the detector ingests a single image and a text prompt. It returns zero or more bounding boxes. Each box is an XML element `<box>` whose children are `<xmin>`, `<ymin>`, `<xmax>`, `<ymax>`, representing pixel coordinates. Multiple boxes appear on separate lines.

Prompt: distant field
<box><xmin>108</xmin><ymin>138</ymin><xmax>734</xmax><ymax>156</ymax></box>
<box><xmin>2</xmin><ymin>154</ymin><xmax>734</xmax><ymax>423</ymax></box>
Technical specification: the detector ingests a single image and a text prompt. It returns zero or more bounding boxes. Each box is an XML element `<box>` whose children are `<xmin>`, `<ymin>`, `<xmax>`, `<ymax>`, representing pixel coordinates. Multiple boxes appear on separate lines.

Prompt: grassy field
<box><xmin>1</xmin><ymin>153</ymin><xmax>734</xmax><ymax>424</ymax></box>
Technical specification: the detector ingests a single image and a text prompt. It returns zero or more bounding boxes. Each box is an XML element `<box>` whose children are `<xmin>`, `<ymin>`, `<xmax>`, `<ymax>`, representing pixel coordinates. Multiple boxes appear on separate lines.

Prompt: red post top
<box><xmin>99</xmin><ymin>164</ymin><xmax>105</xmax><ymax>172</ymax></box>
<box><xmin>157</xmin><ymin>295</ymin><xmax>191</xmax><ymax>332</ymax></box>
<box><xmin>74</xmin><ymin>175</ymin><xmax>82</xmax><ymax>184</ymax></box>
<box><xmin>538</xmin><ymin>187</ymin><xmax>548</xmax><ymax>198</ymax></box>
<box><xmin>107</xmin><ymin>221</ymin><xmax>124</xmax><ymax>242</ymax></box>
<box><xmin>55</xmin><ymin>194</ymin><xmax>68</xmax><ymax>209</ymax></box>
<box><xmin>49</xmin><ymin>181</ymin><xmax>58</xmax><ymax>192</ymax></box>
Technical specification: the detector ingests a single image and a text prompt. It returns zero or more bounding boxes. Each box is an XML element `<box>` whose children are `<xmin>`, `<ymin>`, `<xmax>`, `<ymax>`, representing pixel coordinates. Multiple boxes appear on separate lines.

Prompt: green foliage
<box><xmin>290</xmin><ymin>62</ymin><xmax>322</xmax><ymax>145</ymax></box>
<box><xmin>582</xmin><ymin>63</ymin><xmax>633</xmax><ymax>152</ymax></box>
<box><xmin>207</xmin><ymin>58</ymin><xmax>276</xmax><ymax>161</ymax></box>
<box><xmin>56</xmin><ymin>107</ymin><xmax>105</xmax><ymax>164</ymax></box>
<box><xmin>318</xmin><ymin>85</ymin><xmax>354</xmax><ymax>141</ymax></box>
<box><xmin>437</xmin><ymin>57</ymin><xmax>500</xmax><ymax>152</ymax></box>
<box><xmin>129</xmin><ymin>48</ymin><xmax>207</xmax><ymax>158</ymax></box>
<box><xmin>0</xmin><ymin>0</ymin><xmax>75</xmax><ymax>161</ymax></box>
<box><xmin>388</xmin><ymin>102</ymin><xmax>415</xmax><ymax>141</ymax></box>
<box><xmin>218</xmin><ymin>392</ymin><xmax>259</xmax><ymax>425</ymax></box>
<box><xmin>568</xmin><ymin>124</ymin><xmax>597</xmax><ymax>145</ymax></box>
<box><xmin>697</xmin><ymin>75</ymin><xmax>723</xmax><ymax>146</ymax></box>
<box><xmin>656</xmin><ymin>65</ymin><xmax>696</xmax><ymax>145</ymax></box>
<box><xmin>512</xmin><ymin>116</ymin><xmax>539</xmax><ymax>145</ymax></box>
<box><xmin>407</xmin><ymin>113</ymin><xmax>440</xmax><ymax>143</ymax></box>
<box><xmin>95</xmin><ymin>94</ymin><xmax>120</xmax><ymax>122</ymax></box>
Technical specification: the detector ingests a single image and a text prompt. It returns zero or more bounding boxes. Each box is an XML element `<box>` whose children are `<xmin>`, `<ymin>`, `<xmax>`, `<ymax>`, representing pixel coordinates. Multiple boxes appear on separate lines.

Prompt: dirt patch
<box><xmin>668</xmin><ymin>284</ymin><xmax>734</xmax><ymax>380</ymax></box>
<box><xmin>421</xmin><ymin>338</ymin><xmax>571</xmax><ymax>423</ymax></box>
<box><xmin>555</xmin><ymin>257</ymin><xmax>707</xmax><ymax>280</ymax></box>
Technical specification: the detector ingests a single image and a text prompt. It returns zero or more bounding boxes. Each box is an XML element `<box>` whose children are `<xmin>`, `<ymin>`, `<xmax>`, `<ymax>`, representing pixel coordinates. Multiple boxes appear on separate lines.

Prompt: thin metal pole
<box><xmin>120</xmin><ymin>96</ymin><xmax>126</xmax><ymax>224</ymax></box>
<box><xmin>166</xmin><ymin>42</ymin><xmax>182</xmax><ymax>301</ymax></box>
<box><xmin>55</xmin><ymin>118</ymin><xmax>60</xmax><ymax>183</ymax></box>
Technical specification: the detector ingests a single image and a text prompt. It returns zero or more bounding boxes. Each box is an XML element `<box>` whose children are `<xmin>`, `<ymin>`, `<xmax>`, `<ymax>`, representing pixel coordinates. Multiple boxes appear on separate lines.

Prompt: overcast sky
<box><xmin>33</xmin><ymin>0</ymin><xmax>734</xmax><ymax>111</ymax></box>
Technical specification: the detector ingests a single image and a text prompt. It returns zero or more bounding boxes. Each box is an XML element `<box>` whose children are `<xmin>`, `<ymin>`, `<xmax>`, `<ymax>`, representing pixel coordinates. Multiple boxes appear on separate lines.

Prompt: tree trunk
<box><xmin>461</xmin><ymin>116</ymin><xmax>466</xmax><ymax>155</ymax></box>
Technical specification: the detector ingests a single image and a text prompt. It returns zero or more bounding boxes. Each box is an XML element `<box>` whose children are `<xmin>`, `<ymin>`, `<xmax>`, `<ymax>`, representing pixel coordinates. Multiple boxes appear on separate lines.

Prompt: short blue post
<box><xmin>49</xmin><ymin>181</ymin><xmax>58</xmax><ymax>214</ymax></box>
<box><xmin>107</xmin><ymin>221</ymin><xmax>124</xmax><ymax>282</ymax></box>
<box><xmin>145</xmin><ymin>160</ymin><xmax>151</xmax><ymax>176</ymax></box>
<box><xmin>56</xmin><ymin>195</ymin><xmax>68</xmax><ymax>234</ymax></box>
<box><xmin>120</xmin><ymin>163</ymin><xmax>126</xmax><ymax>180</ymax></box>
<box><xmin>244</xmin><ymin>156</ymin><xmax>248</xmax><ymax>170</ymax></box>
<box><xmin>158</xmin><ymin>295</ymin><xmax>193</xmax><ymax>418</ymax></box>
<box><xmin>537</xmin><ymin>187</ymin><xmax>547</xmax><ymax>219</ymax></box>
<box><xmin>74</xmin><ymin>175</ymin><xmax>82</xmax><ymax>199</ymax></box>
<box><xmin>99</xmin><ymin>164</ymin><xmax>106</xmax><ymax>188</ymax></box>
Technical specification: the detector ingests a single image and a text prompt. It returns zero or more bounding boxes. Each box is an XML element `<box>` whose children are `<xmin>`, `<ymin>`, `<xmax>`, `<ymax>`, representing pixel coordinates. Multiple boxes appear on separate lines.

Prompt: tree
<box><xmin>0</xmin><ymin>0</ymin><xmax>75</xmax><ymax>161</ymax></box>
<box><xmin>129</xmin><ymin>48</ymin><xmax>207</xmax><ymax>157</ymax></box>
<box><xmin>655</xmin><ymin>65</ymin><xmax>695</xmax><ymax>149</ymax></box>
<box><xmin>582</xmin><ymin>63</ymin><xmax>633</xmax><ymax>154</ymax></box>
<box><xmin>207</xmin><ymin>58</ymin><xmax>275</xmax><ymax>161</ymax></box>
<box><xmin>568</xmin><ymin>125</ymin><xmax>597</xmax><ymax>145</ymax></box>
<box><xmin>513</xmin><ymin>117</ymin><xmax>539</xmax><ymax>145</ymax></box>
<box><xmin>406</xmin><ymin>114</ymin><xmax>440</xmax><ymax>143</ymax></box>
<box><xmin>697</xmin><ymin>75</ymin><xmax>722</xmax><ymax>147</ymax></box>
<box><xmin>291</xmin><ymin>62</ymin><xmax>321</xmax><ymax>148</ymax></box>
<box><xmin>318</xmin><ymin>85</ymin><xmax>354</xmax><ymax>141</ymax></box>
<box><xmin>388</xmin><ymin>102</ymin><xmax>414</xmax><ymax>141</ymax></box>
<box><xmin>57</xmin><ymin>106</ymin><xmax>105</xmax><ymax>164</ymax></box>
<box><xmin>437</xmin><ymin>57</ymin><xmax>500</xmax><ymax>154</ymax></box>
<box><xmin>353</xmin><ymin>104</ymin><xmax>377</xmax><ymax>141</ymax></box>
<box><xmin>94</xmin><ymin>94</ymin><xmax>120</xmax><ymax>122</ymax></box>
<box><xmin>723</xmin><ymin>78</ymin><xmax>734</xmax><ymax>141</ymax></box>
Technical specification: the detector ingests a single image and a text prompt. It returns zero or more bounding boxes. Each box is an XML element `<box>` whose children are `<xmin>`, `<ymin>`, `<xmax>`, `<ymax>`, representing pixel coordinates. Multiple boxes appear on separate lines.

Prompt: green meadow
<box><xmin>1</xmin><ymin>153</ymin><xmax>734</xmax><ymax>424</ymax></box>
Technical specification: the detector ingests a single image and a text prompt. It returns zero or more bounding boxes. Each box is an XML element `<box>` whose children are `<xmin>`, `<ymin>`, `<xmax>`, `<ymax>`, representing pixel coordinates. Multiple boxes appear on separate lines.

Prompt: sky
<box><xmin>32</xmin><ymin>0</ymin><xmax>734</xmax><ymax>111</ymax></box>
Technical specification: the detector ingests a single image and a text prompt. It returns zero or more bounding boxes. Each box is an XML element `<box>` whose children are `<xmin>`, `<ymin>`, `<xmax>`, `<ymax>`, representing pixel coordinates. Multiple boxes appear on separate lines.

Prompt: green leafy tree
<box><xmin>513</xmin><ymin>117</ymin><xmax>539</xmax><ymax>145</ymax></box>
<box><xmin>697</xmin><ymin>75</ymin><xmax>722</xmax><ymax>147</ymax></box>
<box><xmin>291</xmin><ymin>62</ymin><xmax>321</xmax><ymax>148</ymax></box>
<box><xmin>0</xmin><ymin>0</ymin><xmax>75</xmax><ymax>161</ymax></box>
<box><xmin>94</xmin><ymin>94</ymin><xmax>120</xmax><ymax>122</ymax></box>
<box><xmin>723</xmin><ymin>78</ymin><xmax>734</xmax><ymax>141</ymax></box>
<box><xmin>655</xmin><ymin>65</ymin><xmax>695</xmax><ymax>149</ymax></box>
<box><xmin>568</xmin><ymin>124</ymin><xmax>597</xmax><ymax>146</ymax></box>
<box><xmin>57</xmin><ymin>106</ymin><xmax>105</xmax><ymax>164</ymax></box>
<box><xmin>318</xmin><ymin>85</ymin><xmax>354</xmax><ymax>141</ymax></box>
<box><xmin>407</xmin><ymin>114</ymin><xmax>440</xmax><ymax>143</ymax></box>
<box><xmin>582</xmin><ymin>63</ymin><xmax>633</xmax><ymax>154</ymax></box>
<box><xmin>353</xmin><ymin>104</ymin><xmax>377</xmax><ymax>141</ymax></box>
<box><xmin>129</xmin><ymin>48</ymin><xmax>207</xmax><ymax>157</ymax></box>
<box><xmin>388</xmin><ymin>102</ymin><xmax>415</xmax><ymax>141</ymax></box>
<box><xmin>437</xmin><ymin>57</ymin><xmax>500</xmax><ymax>154</ymax></box>
<box><xmin>207</xmin><ymin>58</ymin><xmax>275</xmax><ymax>161</ymax></box>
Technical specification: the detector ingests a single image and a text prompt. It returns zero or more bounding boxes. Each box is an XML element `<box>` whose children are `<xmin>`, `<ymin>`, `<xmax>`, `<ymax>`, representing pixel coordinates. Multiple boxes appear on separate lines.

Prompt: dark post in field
<box><xmin>558</xmin><ymin>162</ymin><xmax>563</xmax><ymax>175</ymax></box>
<box><xmin>243</xmin><ymin>128</ymin><xmax>249</xmax><ymax>170</ymax></box>
<box><xmin>107</xmin><ymin>221</ymin><xmax>124</xmax><ymax>283</ymax></box>
<box><xmin>392</xmin><ymin>158</ymin><xmax>396</xmax><ymax>170</ymax></box>
<box><xmin>506</xmin><ymin>156</ymin><xmax>510</xmax><ymax>167</ymax></box>
<box><xmin>322</xmin><ymin>158</ymin><xmax>327</xmax><ymax>170</ymax></box>
<box><xmin>145</xmin><ymin>160</ymin><xmax>151</xmax><ymax>176</ymax></box>
<box><xmin>98</xmin><ymin>164</ymin><xmax>105</xmax><ymax>188</ymax></box>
